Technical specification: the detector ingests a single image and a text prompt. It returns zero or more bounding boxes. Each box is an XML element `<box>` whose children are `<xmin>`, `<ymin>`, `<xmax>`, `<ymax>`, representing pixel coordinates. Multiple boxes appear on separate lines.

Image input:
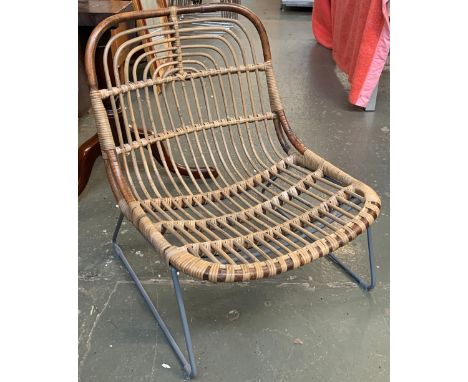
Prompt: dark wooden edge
<box><xmin>277</xmin><ymin>110</ymin><xmax>306</xmax><ymax>154</ymax></box>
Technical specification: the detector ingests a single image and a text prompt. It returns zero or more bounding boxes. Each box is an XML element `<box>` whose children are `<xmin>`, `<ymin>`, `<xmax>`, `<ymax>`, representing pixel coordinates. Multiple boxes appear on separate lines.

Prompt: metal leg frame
<box><xmin>112</xmin><ymin>213</ymin><xmax>198</xmax><ymax>379</ymax></box>
<box><xmin>327</xmin><ymin>227</ymin><xmax>376</xmax><ymax>291</ymax></box>
<box><xmin>110</xmin><ymin>210</ymin><xmax>374</xmax><ymax>377</ymax></box>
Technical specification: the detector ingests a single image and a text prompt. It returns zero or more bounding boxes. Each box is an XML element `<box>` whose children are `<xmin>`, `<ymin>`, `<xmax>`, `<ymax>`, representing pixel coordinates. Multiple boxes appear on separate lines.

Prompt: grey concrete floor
<box><xmin>78</xmin><ymin>1</ymin><xmax>390</xmax><ymax>381</ymax></box>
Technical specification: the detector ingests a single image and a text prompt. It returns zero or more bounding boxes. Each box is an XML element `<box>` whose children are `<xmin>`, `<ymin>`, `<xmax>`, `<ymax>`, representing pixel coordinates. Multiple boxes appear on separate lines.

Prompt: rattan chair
<box><xmin>85</xmin><ymin>3</ymin><xmax>381</xmax><ymax>378</ymax></box>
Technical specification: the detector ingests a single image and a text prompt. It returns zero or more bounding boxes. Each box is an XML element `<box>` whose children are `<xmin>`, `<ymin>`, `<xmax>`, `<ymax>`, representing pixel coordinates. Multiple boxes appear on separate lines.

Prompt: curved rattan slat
<box><xmin>85</xmin><ymin>4</ymin><xmax>381</xmax><ymax>282</ymax></box>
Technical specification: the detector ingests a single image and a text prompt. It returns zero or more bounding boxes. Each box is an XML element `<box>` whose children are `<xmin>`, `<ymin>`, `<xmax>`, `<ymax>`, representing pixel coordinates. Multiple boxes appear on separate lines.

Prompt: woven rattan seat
<box><xmin>85</xmin><ymin>4</ymin><xmax>381</xmax><ymax>283</ymax></box>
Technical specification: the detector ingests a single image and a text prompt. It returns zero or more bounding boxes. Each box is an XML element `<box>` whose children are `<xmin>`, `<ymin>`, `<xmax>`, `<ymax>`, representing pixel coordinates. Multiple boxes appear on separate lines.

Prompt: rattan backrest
<box><xmin>85</xmin><ymin>4</ymin><xmax>301</xmax><ymax>206</ymax></box>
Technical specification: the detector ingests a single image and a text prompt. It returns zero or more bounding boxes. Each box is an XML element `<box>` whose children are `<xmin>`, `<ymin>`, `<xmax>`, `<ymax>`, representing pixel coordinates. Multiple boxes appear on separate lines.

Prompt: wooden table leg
<box><xmin>78</xmin><ymin>134</ymin><xmax>101</xmax><ymax>195</ymax></box>
<box><xmin>158</xmin><ymin>142</ymin><xmax>218</xmax><ymax>179</ymax></box>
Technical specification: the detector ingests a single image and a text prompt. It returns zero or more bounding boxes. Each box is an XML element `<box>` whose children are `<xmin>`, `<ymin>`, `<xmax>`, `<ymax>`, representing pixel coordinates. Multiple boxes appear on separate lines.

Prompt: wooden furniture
<box><xmin>85</xmin><ymin>4</ymin><xmax>380</xmax><ymax>377</ymax></box>
<box><xmin>78</xmin><ymin>0</ymin><xmax>134</xmax><ymax>194</ymax></box>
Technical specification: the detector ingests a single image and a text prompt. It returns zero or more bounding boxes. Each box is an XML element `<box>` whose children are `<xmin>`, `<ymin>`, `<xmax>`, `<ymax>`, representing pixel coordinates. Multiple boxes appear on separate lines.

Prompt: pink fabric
<box><xmin>312</xmin><ymin>0</ymin><xmax>390</xmax><ymax>107</ymax></box>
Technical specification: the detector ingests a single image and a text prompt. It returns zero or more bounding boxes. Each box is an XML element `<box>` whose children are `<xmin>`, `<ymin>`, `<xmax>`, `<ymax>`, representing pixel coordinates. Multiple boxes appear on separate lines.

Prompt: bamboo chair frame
<box><xmin>84</xmin><ymin>4</ymin><xmax>380</xmax><ymax>377</ymax></box>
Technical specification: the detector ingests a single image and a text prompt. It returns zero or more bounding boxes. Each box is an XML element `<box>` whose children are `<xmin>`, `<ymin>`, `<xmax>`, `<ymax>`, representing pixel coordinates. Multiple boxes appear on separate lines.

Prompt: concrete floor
<box><xmin>78</xmin><ymin>1</ymin><xmax>390</xmax><ymax>381</ymax></box>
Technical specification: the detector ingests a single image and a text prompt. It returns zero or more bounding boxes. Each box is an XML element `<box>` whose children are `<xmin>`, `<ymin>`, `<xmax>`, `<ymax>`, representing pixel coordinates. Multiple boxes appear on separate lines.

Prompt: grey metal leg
<box><xmin>327</xmin><ymin>227</ymin><xmax>376</xmax><ymax>291</ymax></box>
<box><xmin>365</xmin><ymin>82</ymin><xmax>379</xmax><ymax>112</ymax></box>
<box><xmin>112</xmin><ymin>213</ymin><xmax>197</xmax><ymax>379</ymax></box>
<box><xmin>170</xmin><ymin>267</ymin><xmax>197</xmax><ymax>377</ymax></box>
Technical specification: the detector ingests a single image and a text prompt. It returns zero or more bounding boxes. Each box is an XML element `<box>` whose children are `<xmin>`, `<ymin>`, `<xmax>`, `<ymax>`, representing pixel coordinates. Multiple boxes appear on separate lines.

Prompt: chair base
<box><xmin>111</xmin><ymin>213</ymin><xmax>376</xmax><ymax>379</ymax></box>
